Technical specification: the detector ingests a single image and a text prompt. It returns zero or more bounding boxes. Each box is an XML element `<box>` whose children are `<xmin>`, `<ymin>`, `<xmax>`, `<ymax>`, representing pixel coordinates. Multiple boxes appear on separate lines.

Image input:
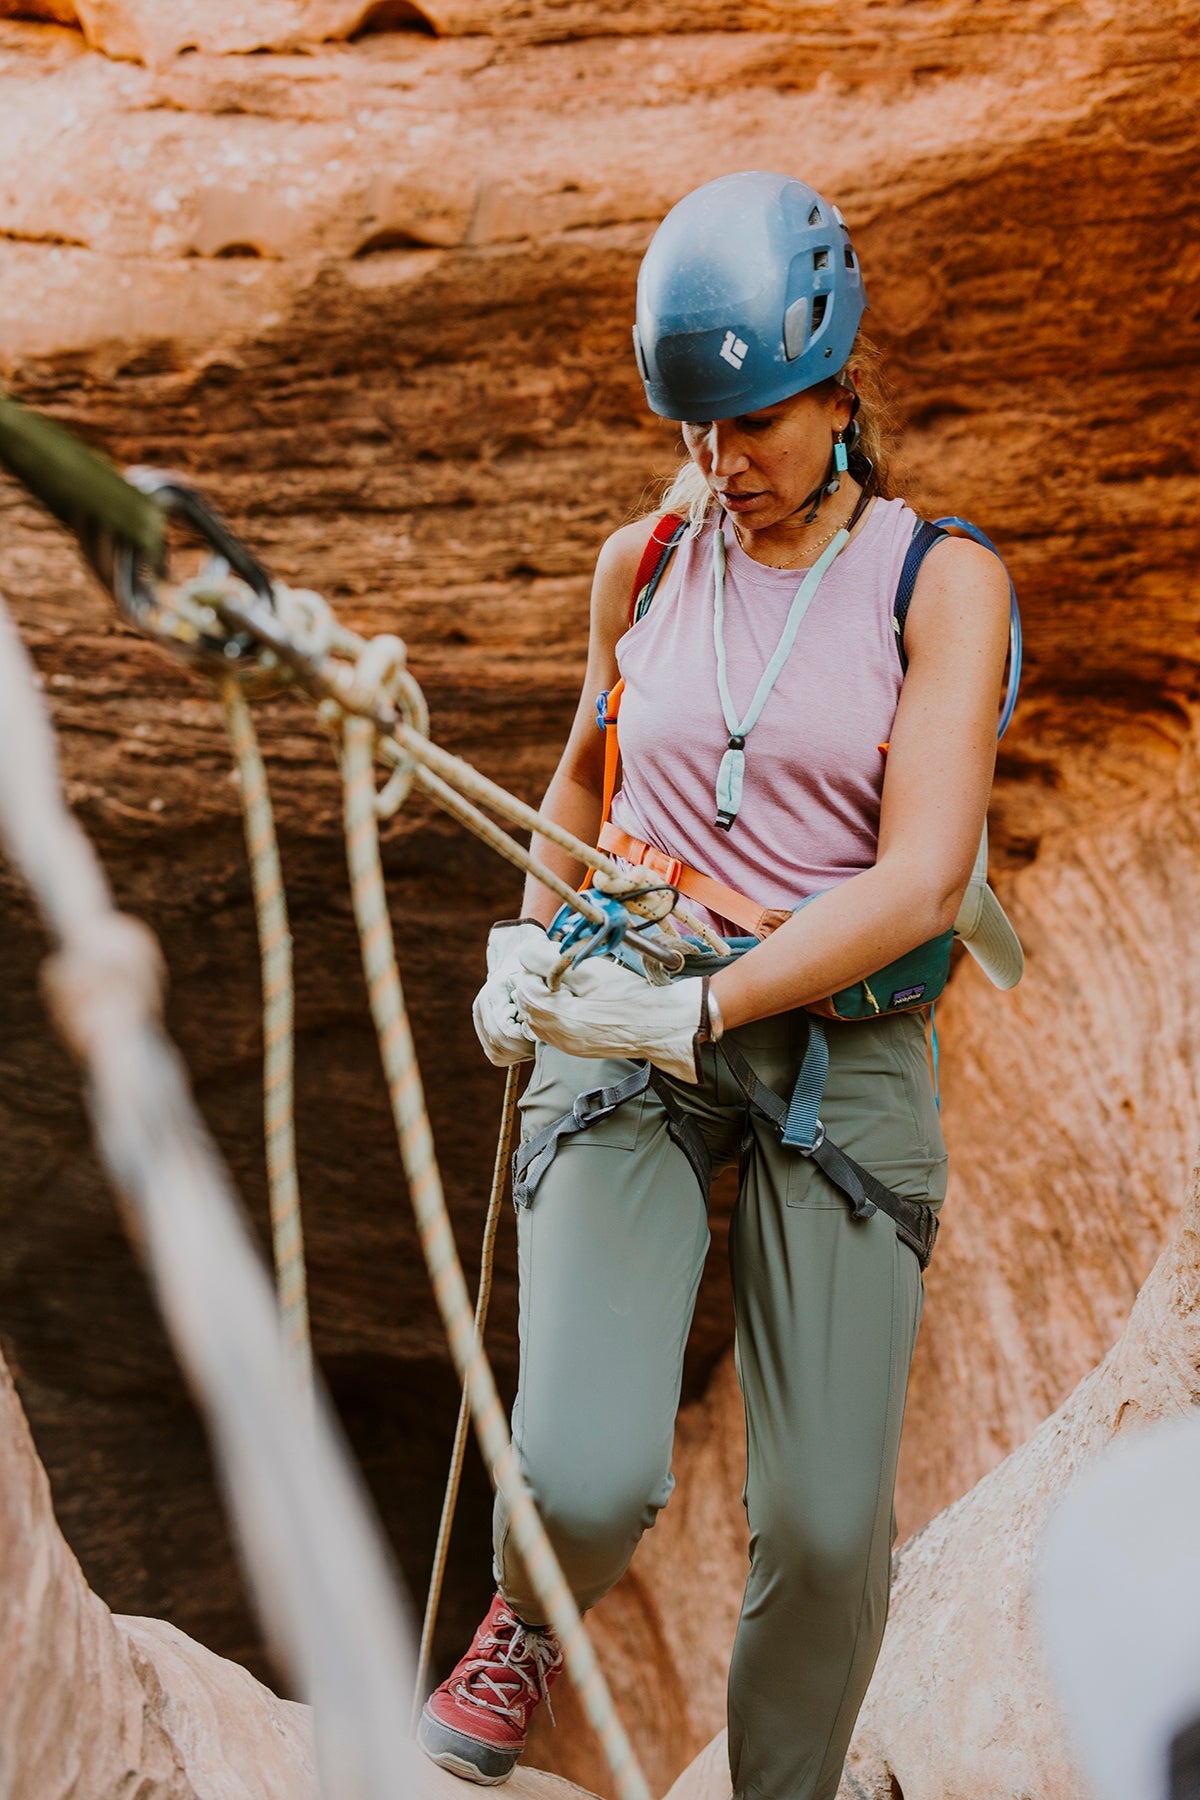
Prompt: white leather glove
<box><xmin>513</xmin><ymin>935</ymin><xmax>721</xmax><ymax>1085</ymax></box>
<box><xmin>472</xmin><ymin>920</ymin><xmax>545</xmax><ymax>1066</ymax></box>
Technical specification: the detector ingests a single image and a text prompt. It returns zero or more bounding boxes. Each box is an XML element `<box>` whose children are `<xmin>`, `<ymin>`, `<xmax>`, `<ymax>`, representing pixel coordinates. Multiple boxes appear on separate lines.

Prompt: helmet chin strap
<box><xmin>797</xmin><ymin>387</ymin><xmax>867</xmax><ymax>526</ymax></box>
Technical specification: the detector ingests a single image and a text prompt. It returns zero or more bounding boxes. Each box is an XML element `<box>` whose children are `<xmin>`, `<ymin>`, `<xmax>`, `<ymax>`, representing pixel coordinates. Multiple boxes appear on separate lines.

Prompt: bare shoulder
<box><xmin>594</xmin><ymin>516</ymin><xmax>664</xmax><ymax>591</ymax></box>
<box><xmin>906</xmin><ymin>531</ymin><xmax>1010</xmax><ymax>655</ymax></box>
<box><xmin>589</xmin><ymin>514</ymin><xmax>671</xmax><ymax>641</ymax></box>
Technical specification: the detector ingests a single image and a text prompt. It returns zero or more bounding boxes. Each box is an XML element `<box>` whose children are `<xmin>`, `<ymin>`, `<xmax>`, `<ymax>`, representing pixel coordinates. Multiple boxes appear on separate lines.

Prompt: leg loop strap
<box><xmin>512</xmin><ymin>1064</ymin><xmax>711</xmax><ymax>1210</ymax></box>
<box><xmin>646</xmin><ymin>1069</ymin><xmax>712</xmax><ymax>1198</ymax></box>
<box><xmin>717</xmin><ymin>1031</ymin><xmax>939</xmax><ymax>1271</ymax></box>
<box><xmin>513</xmin><ymin>1065</ymin><xmax>651</xmax><ymax>1209</ymax></box>
<box><xmin>782</xmin><ymin>1015</ymin><xmax>829</xmax><ymax>1152</ymax></box>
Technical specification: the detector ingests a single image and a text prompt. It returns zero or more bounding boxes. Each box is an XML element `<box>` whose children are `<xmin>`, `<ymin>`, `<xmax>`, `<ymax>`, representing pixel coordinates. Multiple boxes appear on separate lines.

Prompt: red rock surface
<box><xmin>2</xmin><ymin>1</ymin><xmax>1200</xmax><ymax>1792</ymax></box>
<box><xmin>0</xmin><ymin>1337</ymin><xmax>316</xmax><ymax>1799</ymax></box>
<box><xmin>1</xmin><ymin>1322</ymin><xmax>595</xmax><ymax>1800</ymax></box>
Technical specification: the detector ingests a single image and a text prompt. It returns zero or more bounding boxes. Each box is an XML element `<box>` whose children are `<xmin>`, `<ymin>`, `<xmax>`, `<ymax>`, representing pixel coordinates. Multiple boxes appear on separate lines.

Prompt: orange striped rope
<box><xmin>341</xmin><ymin>711</ymin><xmax>651</xmax><ymax>1800</ymax></box>
<box><xmin>221</xmin><ymin>677</ymin><xmax>311</xmax><ymax>1387</ymax></box>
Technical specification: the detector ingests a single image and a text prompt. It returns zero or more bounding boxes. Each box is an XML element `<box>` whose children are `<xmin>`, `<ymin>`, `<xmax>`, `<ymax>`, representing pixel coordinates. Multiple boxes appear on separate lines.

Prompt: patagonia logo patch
<box><xmin>889</xmin><ymin>983</ymin><xmax>927</xmax><ymax>1008</ymax></box>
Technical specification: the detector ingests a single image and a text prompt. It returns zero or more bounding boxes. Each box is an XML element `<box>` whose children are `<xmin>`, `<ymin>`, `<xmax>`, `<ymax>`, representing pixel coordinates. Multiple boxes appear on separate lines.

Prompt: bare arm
<box><xmin>520</xmin><ymin>519</ymin><xmax>653</xmax><ymax>924</ymax></box>
<box><xmin>710</xmin><ymin>535</ymin><xmax>1011</xmax><ymax>1029</ymax></box>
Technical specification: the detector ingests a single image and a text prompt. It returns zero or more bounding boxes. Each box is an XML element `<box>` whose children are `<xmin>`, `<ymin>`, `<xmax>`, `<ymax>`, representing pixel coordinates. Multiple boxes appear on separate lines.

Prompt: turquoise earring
<box><xmin>826</xmin><ymin>430</ymin><xmax>850</xmax><ymax>495</ymax></box>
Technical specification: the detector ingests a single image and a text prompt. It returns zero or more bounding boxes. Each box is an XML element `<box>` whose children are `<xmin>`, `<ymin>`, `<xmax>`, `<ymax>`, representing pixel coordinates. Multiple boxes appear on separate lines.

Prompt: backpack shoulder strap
<box><xmin>893</xmin><ymin>517</ymin><xmax>949</xmax><ymax>672</ymax></box>
<box><xmin>892</xmin><ymin>513</ymin><xmax>1023</xmax><ymax>738</ymax></box>
<box><xmin>630</xmin><ymin>512</ymin><xmax>687</xmax><ymax>626</ymax></box>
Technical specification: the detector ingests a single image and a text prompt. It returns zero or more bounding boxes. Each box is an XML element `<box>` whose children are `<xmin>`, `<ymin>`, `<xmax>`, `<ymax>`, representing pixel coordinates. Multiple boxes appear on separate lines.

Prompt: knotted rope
<box><xmin>0</xmin><ymin>594</ymin><xmax>417</xmax><ymax>1800</ymax></box>
<box><xmin>0</xmin><ymin>412</ymin><xmax>701</xmax><ymax>1800</ymax></box>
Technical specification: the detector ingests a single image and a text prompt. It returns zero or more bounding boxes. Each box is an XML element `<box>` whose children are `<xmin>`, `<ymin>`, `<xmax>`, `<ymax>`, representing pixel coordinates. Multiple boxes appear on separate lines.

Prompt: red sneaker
<box><xmin>417</xmin><ymin>1592</ymin><xmax>564</xmax><ymax>1784</ymax></box>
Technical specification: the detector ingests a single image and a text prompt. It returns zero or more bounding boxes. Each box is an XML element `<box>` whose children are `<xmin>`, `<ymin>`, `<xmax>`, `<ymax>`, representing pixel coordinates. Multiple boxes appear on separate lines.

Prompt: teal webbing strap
<box><xmin>782</xmin><ymin>1016</ymin><xmax>829</xmax><ymax>1151</ymax></box>
<box><xmin>711</xmin><ymin>522</ymin><xmax>848</xmax><ymax>827</ymax></box>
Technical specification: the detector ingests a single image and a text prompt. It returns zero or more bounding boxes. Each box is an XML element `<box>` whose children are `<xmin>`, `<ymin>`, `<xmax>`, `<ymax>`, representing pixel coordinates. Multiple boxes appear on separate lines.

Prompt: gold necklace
<box><xmin>732</xmin><ymin>498</ymin><xmax>857</xmax><ymax>566</ymax></box>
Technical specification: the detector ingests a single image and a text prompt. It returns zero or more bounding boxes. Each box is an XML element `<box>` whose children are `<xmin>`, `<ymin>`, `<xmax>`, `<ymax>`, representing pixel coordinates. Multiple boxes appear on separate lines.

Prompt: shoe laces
<box><xmin>455</xmin><ymin>1608</ymin><xmax>561</xmax><ymax>1726</ymax></box>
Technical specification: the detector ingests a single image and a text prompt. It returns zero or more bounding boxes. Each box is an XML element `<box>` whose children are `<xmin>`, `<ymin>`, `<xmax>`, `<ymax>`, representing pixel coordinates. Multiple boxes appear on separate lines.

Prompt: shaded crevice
<box><xmin>0</xmin><ymin>229</ymin><xmax>88</xmax><ymax>249</ymax></box>
<box><xmin>353</xmin><ymin>228</ymin><xmax>442</xmax><ymax>257</ymax></box>
<box><xmin>0</xmin><ymin>2</ymin><xmax>82</xmax><ymax>26</ymax></box>
<box><xmin>350</xmin><ymin>0</ymin><xmax>438</xmax><ymax>38</ymax></box>
<box><xmin>905</xmin><ymin>397</ymin><xmax>973</xmax><ymax>431</ymax></box>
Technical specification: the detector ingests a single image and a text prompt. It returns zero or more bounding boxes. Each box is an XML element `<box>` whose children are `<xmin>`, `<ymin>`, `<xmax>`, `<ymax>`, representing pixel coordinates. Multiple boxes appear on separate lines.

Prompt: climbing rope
<box><xmin>411</xmin><ymin>1062</ymin><xmax>520</xmax><ymax>1731</ymax></box>
<box><xmin>0</xmin><ymin>595</ymin><xmax>417</xmax><ymax>1800</ymax></box>
<box><xmin>152</xmin><ymin>542</ymin><xmax>670</xmax><ymax>1800</ymax></box>
<box><xmin>220</xmin><ymin>676</ymin><xmax>311</xmax><ymax>1387</ymax></box>
<box><xmin>342</xmin><ymin>708</ymin><xmax>651</xmax><ymax>1800</ymax></box>
<box><xmin>0</xmin><ymin>404</ymin><xmax>700</xmax><ymax>1800</ymax></box>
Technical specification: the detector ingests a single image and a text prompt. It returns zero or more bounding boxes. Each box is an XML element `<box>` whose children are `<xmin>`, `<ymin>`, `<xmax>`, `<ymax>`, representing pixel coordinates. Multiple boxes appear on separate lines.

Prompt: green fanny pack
<box><xmin>671</xmin><ymin>909</ymin><xmax>954</xmax><ymax>1022</ymax></box>
<box><xmin>815</xmin><ymin>928</ymin><xmax>953</xmax><ymax>1019</ymax></box>
<box><xmin>789</xmin><ymin>891</ymin><xmax>952</xmax><ymax>1019</ymax></box>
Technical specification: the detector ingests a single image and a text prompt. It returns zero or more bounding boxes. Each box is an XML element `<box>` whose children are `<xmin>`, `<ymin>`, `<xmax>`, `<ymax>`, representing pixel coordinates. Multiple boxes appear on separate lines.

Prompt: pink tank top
<box><xmin>609</xmin><ymin>496</ymin><xmax>919</xmax><ymax>938</ymax></box>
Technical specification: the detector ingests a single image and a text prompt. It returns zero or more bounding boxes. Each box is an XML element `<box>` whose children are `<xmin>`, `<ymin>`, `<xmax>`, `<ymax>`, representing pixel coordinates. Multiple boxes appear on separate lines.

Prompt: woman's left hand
<box><xmin>514</xmin><ymin>938</ymin><xmax>715</xmax><ymax>1084</ymax></box>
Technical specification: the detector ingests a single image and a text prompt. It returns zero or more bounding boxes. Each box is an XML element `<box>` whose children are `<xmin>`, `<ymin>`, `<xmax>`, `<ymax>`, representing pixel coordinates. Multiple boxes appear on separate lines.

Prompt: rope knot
<box><xmin>341</xmin><ymin>635</ymin><xmax>429</xmax><ymax>819</ymax></box>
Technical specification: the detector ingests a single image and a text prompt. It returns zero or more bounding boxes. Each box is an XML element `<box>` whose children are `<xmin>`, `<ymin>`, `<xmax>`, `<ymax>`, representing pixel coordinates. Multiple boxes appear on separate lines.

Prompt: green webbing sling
<box><xmin>0</xmin><ymin>388</ymin><xmax>163</xmax><ymax>563</ymax></box>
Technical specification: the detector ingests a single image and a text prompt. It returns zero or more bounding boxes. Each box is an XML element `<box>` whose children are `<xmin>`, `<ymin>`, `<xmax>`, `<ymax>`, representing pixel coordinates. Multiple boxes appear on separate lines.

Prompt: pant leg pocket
<box><xmin>859</xmin><ymin>1153</ymin><xmax>948</xmax><ymax>1207</ymax></box>
<box><xmin>517</xmin><ymin>1042</ymin><xmax>649</xmax><ymax>1156</ymax></box>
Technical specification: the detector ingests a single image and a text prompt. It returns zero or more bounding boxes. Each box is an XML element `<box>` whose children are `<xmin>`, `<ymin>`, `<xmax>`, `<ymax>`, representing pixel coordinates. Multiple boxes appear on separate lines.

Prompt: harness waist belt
<box><xmin>598</xmin><ymin>822</ymin><xmax>791</xmax><ymax>941</ymax></box>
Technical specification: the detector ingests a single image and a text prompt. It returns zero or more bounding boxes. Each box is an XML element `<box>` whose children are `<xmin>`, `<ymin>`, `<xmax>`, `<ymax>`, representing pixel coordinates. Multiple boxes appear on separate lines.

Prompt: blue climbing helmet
<box><xmin>633</xmin><ymin>171</ymin><xmax>867</xmax><ymax>422</ymax></box>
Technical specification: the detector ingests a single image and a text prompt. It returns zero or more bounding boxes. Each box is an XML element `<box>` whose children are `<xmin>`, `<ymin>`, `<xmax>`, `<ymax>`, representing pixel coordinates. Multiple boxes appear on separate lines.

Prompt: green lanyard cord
<box><xmin>711</xmin><ymin>519</ymin><xmax>849</xmax><ymax>829</ymax></box>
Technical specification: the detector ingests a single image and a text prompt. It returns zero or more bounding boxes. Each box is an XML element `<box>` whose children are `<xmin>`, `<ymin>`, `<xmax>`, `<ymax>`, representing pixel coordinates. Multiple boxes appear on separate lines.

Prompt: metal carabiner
<box><xmin>102</xmin><ymin>470</ymin><xmax>274</xmax><ymax>669</ymax></box>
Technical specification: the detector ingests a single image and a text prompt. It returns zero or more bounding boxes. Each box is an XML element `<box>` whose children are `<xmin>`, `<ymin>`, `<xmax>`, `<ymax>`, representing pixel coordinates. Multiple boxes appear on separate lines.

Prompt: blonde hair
<box><xmin>655</xmin><ymin>331</ymin><xmax>897</xmax><ymax>528</ymax></box>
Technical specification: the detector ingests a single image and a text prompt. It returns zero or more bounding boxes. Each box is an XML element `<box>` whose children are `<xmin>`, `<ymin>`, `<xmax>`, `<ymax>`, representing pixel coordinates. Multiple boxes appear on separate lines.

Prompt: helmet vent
<box><xmin>844</xmin><ymin>246</ymin><xmax>856</xmax><ymax>268</ymax></box>
<box><xmin>811</xmin><ymin>293</ymin><xmax>828</xmax><ymax>333</ymax></box>
<box><xmin>813</xmin><ymin>248</ymin><xmax>830</xmax><ymax>270</ymax></box>
<box><xmin>807</xmin><ymin>204</ymin><xmax>823</xmax><ymax>226</ymax></box>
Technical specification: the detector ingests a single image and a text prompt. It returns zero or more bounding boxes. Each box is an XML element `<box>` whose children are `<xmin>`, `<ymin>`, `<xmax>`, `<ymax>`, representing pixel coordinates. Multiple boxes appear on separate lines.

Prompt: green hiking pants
<box><xmin>493</xmin><ymin>1006</ymin><xmax>947</xmax><ymax>1800</ymax></box>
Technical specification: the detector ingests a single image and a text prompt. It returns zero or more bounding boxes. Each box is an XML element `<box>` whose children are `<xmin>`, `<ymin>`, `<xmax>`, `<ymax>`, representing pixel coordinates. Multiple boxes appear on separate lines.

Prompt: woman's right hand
<box><xmin>472</xmin><ymin>920</ymin><xmax>546</xmax><ymax>1066</ymax></box>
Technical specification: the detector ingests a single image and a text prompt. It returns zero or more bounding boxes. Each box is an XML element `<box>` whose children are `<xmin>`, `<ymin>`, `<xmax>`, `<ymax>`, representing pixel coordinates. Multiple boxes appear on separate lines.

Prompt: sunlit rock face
<box><xmin>1</xmin><ymin>0</ymin><xmax>1199</xmax><ymax>1790</ymax></box>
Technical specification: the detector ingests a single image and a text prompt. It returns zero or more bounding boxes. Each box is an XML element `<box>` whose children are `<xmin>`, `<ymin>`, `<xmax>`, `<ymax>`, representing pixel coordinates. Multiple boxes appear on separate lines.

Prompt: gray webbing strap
<box><xmin>512</xmin><ymin>1066</ymin><xmax>651</xmax><ymax>1209</ymax></box>
<box><xmin>647</xmin><ymin>1068</ymin><xmax>712</xmax><ymax>1197</ymax></box>
<box><xmin>512</xmin><ymin>1065</ymin><xmax>711</xmax><ymax>1211</ymax></box>
<box><xmin>717</xmin><ymin>1036</ymin><xmax>938</xmax><ymax>1270</ymax></box>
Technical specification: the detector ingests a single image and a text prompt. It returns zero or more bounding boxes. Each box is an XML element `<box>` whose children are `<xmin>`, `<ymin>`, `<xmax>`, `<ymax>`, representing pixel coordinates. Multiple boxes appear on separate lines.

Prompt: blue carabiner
<box><xmin>548</xmin><ymin>890</ymin><xmax>632</xmax><ymax>967</ymax></box>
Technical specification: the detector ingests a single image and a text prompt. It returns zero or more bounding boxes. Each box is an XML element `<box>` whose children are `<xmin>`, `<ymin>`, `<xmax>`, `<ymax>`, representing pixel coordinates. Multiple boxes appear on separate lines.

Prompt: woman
<box><xmin>419</xmin><ymin>171</ymin><xmax>1013</xmax><ymax>1800</ymax></box>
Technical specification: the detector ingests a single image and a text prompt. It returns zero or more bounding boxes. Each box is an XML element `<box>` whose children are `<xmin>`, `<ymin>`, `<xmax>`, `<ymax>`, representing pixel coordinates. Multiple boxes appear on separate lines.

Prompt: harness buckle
<box><xmin>798</xmin><ymin>1119</ymin><xmax>826</xmax><ymax>1156</ymax></box>
<box><xmin>572</xmin><ymin>1087</ymin><xmax>619</xmax><ymax>1130</ymax></box>
<box><xmin>628</xmin><ymin>841</ymin><xmax>683</xmax><ymax>888</ymax></box>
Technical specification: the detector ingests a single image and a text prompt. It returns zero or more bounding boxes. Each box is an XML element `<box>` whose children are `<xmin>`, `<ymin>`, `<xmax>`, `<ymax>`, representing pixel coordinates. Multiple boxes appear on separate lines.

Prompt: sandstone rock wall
<box><xmin>2</xmin><ymin>0</ymin><xmax>1199</xmax><ymax>1788</ymax></box>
